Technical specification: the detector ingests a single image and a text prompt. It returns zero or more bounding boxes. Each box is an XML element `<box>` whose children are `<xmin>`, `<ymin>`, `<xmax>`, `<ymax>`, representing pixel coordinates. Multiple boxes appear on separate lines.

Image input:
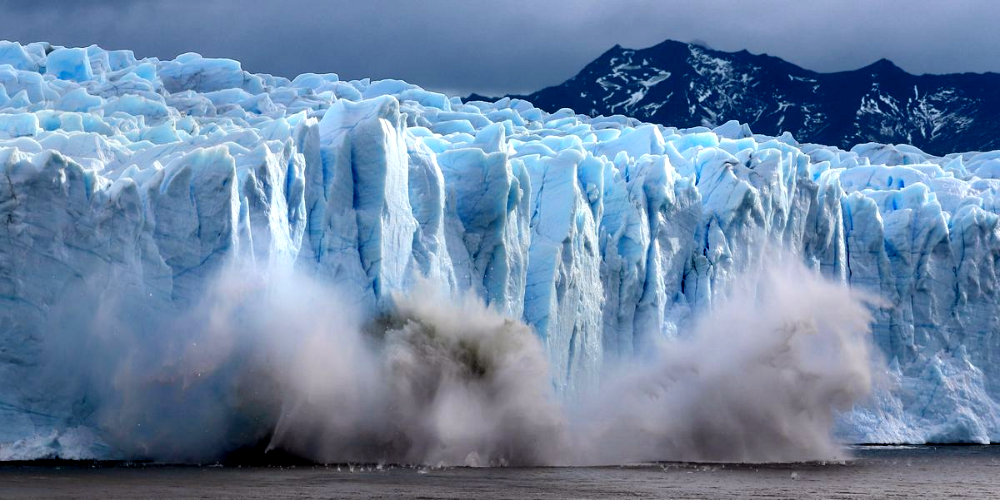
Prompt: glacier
<box><xmin>1</xmin><ymin>41</ymin><xmax>999</xmax><ymax>460</ymax></box>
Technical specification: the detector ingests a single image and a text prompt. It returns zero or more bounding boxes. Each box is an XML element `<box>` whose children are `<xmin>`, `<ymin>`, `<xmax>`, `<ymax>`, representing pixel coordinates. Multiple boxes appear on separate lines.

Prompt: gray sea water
<box><xmin>1</xmin><ymin>446</ymin><xmax>997</xmax><ymax>499</ymax></box>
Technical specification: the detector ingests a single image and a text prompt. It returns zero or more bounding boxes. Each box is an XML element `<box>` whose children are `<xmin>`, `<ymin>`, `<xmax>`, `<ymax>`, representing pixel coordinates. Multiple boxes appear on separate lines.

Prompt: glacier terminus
<box><xmin>0</xmin><ymin>41</ymin><xmax>999</xmax><ymax>461</ymax></box>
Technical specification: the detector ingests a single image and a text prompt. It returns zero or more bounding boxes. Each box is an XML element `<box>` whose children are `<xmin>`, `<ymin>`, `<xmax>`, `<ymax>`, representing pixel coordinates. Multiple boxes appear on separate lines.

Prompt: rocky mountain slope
<box><xmin>494</xmin><ymin>40</ymin><xmax>1000</xmax><ymax>155</ymax></box>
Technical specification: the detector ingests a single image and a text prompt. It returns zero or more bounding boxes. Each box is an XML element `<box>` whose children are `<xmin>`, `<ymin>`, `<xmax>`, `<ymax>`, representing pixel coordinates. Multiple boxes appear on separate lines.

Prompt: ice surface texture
<box><xmin>0</xmin><ymin>42</ymin><xmax>998</xmax><ymax>459</ymax></box>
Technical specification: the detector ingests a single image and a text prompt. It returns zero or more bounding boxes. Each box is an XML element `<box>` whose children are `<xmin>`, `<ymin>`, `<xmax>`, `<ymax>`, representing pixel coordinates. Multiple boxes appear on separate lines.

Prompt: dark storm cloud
<box><xmin>1</xmin><ymin>0</ymin><xmax>999</xmax><ymax>96</ymax></box>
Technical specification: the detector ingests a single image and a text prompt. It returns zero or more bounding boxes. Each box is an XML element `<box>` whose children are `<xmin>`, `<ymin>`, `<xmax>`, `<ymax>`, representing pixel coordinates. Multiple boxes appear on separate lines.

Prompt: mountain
<box><xmin>511</xmin><ymin>40</ymin><xmax>1000</xmax><ymax>155</ymax></box>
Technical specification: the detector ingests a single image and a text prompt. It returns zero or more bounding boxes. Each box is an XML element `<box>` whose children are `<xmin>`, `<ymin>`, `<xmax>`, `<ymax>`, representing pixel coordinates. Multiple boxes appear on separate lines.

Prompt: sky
<box><xmin>2</xmin><ymin>0</ymin><xmax>1000</xmax><ymax>96</ymax></box>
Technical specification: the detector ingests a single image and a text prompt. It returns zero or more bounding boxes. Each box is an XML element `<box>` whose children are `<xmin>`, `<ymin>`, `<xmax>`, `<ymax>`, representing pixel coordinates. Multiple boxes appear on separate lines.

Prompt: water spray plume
<box><xmin>40</xmin><ymin>261</ymin><xmax>878</xmax><ymax>465</ymax></box>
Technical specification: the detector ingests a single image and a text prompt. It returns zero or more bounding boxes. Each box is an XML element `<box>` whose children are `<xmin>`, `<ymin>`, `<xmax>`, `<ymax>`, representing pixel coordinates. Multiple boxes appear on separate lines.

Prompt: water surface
<box><xmin>1</xmin><ymin>446</ymin><xmax>997</xmax><ymax>499</ymax></box>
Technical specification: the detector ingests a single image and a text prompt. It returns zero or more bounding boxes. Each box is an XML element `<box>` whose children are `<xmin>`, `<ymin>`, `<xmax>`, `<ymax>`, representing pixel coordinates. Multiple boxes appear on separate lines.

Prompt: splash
<box><xmin>268</xmin><ymin>283</ymin><xmax>567</xmax><ymax>466</ymax></box>
<box><xmin>40</xmin><ymin>260</ymin><xmax>877</xmax><ymax>465</ymax></box>
<box><xmin>572</xmin><ymin>262</ymin><xmax>878</xmax><ymax>464</ymax></box>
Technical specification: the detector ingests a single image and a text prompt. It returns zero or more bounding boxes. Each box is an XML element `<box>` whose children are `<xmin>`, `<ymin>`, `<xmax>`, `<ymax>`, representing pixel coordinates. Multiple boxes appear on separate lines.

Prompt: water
<box><xmin>1</xmin><ymin>446</ymin><xmax>998</xmax><ymax>499</ymax></box>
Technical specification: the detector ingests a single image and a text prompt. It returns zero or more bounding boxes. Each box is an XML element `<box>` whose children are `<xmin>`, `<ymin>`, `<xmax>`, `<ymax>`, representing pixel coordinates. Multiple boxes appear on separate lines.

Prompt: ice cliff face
<box><xmin>1</xmin><ymin>41</ymin><xmax>999</xmax><ymax>459</ymax></box>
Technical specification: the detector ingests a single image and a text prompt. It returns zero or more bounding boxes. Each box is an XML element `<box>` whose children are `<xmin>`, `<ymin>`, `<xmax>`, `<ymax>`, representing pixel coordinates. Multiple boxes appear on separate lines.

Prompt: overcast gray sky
<box><xmin>2</xmin><ymin>0</ymin><xmax>999</xmax><ymax>96</ymax></box>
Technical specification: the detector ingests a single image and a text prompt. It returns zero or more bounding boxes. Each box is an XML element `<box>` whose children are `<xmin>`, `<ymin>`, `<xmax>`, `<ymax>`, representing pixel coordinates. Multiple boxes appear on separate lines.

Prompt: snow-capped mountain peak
<box><xmin>514</xmin><ymin>40</ymin><xmax>1000</xmax><ymax>155</ymax></box>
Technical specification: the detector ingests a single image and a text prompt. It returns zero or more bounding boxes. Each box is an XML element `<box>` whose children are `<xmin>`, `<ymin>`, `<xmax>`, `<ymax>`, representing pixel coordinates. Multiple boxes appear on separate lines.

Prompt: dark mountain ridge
<box><xmin>479</xmin><ymin>40</ymin><xmax>1000</xmax><ymax>155</ymax></box>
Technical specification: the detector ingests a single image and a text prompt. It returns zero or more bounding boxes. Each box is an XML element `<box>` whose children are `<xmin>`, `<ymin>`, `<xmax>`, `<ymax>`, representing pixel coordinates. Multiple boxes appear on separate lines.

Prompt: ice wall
<box><xmin>1</xmin><ymin>42</ymin><xmax>999</xmax><ymax>458</ymax></box>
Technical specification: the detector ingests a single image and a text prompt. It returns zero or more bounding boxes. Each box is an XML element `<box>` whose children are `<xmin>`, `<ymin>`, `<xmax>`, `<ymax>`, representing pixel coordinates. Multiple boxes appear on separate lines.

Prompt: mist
<box><xmin>573</xmin><ymin>263</ymin><xmax>878</xmax><ymax>464</ymax></box>
<box><xmin>38</xmin><ymin>259</ymin><xmax>879</xmax><ymax>466</ymax></box>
